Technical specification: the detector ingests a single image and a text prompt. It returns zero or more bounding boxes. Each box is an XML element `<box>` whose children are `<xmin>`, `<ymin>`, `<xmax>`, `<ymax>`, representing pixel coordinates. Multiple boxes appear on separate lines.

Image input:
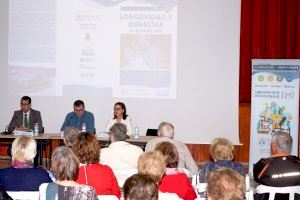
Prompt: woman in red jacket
<box><xmin>155</xmin><ymin>141</ymin><xmax>197</xmax><ymax>200</ymax></box>
<box><xmin>73</xmin><ymin>132</ymin><xmax>121</xmax><ymax>199</ymax></box>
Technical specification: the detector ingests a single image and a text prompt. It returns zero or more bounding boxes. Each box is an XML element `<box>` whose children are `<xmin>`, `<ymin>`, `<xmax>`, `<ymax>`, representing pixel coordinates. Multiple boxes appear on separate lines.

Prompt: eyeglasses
<box><xmin>20</xmin><ymin>103</ymin><xmax>30</xmax><ymax>106</ymax></box>
<box><xmin>74</xmin><ymin>108</ymin><xmax>84</xmax><ymax>112</ymax></box>
<box><xmin>114</xmin><ymin>108</ymin><xmax>122</xmax><ymax>111</ymax></box>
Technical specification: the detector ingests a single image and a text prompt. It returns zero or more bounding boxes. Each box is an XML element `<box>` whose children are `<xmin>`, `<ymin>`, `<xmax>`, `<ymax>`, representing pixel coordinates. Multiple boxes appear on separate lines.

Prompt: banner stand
<box><xmin>249</xmin><ymin>59</ymin><xmax>300</xmax><ymax>174</ymax></box>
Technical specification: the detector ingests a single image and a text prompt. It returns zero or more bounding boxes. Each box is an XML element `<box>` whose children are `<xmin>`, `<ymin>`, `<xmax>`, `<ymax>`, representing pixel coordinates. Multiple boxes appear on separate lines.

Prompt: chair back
<box><xmin>255</xmin><ymin>185</ymin><xmax>300</xmax><ymax>200</ymax></box>
<box><xmin>97</xmin><ymin>195</ymin><xmax>119</xmax><ymax>200</ymax></box>
<box><xmin>7</xmin><ymin>191</ymin><xmax>39</xmax><ymax>200</ymax></box>
<box><xmin>190</xmin><ymin>173</ymin><xmax>198</xmax><ymax>186</ymax></box>
<box><xmin>112</xmin><ymin>168</ymin><xmax>138</xmax><ymax>187</ymax></box>
<box><xmin>146</xmin><ymin>129</ymin><xmax>158</xmax><ymax>136</ymax></box>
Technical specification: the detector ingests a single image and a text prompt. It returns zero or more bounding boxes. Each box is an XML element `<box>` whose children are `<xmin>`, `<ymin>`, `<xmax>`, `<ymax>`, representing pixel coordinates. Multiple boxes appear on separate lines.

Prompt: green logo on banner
<box><xmin>258</xmin><ymin>75</ymin><xmax>264</xmax><ymax>81</ymax></box>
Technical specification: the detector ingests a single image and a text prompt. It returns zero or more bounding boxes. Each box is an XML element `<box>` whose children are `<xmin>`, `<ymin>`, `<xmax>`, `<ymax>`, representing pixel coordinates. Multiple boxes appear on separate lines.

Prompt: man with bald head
<box><xmin>145</xmin><ymin>122</ymin><xmax>198</xmax><ymax>175</ymax></box>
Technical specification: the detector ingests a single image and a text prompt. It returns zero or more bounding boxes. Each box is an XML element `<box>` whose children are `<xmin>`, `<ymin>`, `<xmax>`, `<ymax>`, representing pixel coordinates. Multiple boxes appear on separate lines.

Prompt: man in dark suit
<box><xmin>8</xmin><ymin>96</ymin><xmax>43</xmax><ymax>133</ymax></box>
<box><xmin>7</xmin><ymin>96</ymin><xmax>43</xmax><ymax>166</ymax></box>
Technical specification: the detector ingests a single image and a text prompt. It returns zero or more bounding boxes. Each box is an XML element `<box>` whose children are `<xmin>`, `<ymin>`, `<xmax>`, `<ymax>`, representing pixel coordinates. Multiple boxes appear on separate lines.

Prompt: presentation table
<box><xmin>0</xmin><ymin>133</ymin><xmax>156</xmax><ymax>167</ymax></box>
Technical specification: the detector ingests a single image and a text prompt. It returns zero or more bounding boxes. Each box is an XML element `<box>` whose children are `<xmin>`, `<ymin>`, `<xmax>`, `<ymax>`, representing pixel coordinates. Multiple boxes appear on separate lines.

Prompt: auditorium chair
<box><xmin>255</xmin><ymin>185</ymin><xmax>300</xmax><ymax>200</ymax></box>
<box><xmin>7</xmin><ymin>191</ymin><xmax>39</xmax><ymax>200</ymax></box>
<box><xmin>97</xmin><ymin>195</ymin><xmax>119</xmax><ymax>200</ymax></box>
<box><xmin>112</xmin><ymin>168</ymin><xmax>138</xmax><ymax>187</ymax></box>
<box><xmin>146</xmin><ymin>129</ymin><xmax>158</xmax><ymax>136</ymax></box>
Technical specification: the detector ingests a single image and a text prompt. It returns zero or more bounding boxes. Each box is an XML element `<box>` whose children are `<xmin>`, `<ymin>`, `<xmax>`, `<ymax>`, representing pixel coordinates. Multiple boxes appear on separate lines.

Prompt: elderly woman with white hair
<box><xmin>0</xmin><ymin>136</ymin><xmax>52</xmax><ymax>191</ymax></box>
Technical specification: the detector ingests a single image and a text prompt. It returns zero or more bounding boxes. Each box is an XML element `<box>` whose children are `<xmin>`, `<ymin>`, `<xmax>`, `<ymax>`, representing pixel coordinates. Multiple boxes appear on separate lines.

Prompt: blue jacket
<box><xmin>61</xmin><ymin>110</ymin><xmax>95</xmax><ymax>133</ymax></box>
<box><xmin>199</xmin><ymin>160</ymin><xmax>244</xmax><ymax>182</ymax></box>
<box><xmin>0</xmin><ymin>167</ymin><xmax>52</xmax><ymax>191</ymax></box>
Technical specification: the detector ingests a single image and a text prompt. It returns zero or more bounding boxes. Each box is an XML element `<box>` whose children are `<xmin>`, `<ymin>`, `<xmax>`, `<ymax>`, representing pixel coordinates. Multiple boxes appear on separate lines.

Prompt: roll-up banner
<box><xmin>249</xmin><ymin>59</ymin><xmax>300</xmax><ymax>174</ymax></box>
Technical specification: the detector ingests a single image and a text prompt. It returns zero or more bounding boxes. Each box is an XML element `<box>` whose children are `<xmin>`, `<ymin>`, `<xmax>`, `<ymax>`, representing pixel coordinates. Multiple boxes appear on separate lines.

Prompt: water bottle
<box><xmin>82</xmin><ymin>123</ymin><xmax>87</xmax><ymax>132</ymax></box>
<box><xmin>33</xmin><ymin>123</ymin><xmax>39</xmax><ymax>136</ymax></box>
<box><xmin>60</xmin><ymin>131</ymin><xmax>64</xmax><ymax>138</ymax></box>
<box><xmin>134</xmin><ymin>126</ymin><xmax>139</xmax><ymax>138</ymax></box>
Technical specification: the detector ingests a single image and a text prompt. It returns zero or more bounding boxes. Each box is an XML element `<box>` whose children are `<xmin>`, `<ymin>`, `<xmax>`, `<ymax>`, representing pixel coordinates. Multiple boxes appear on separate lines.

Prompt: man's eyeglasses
<box><xmin>74</xmin><ymin>108</ymin><xmax>84</xmax><ymax>112</ymax></box>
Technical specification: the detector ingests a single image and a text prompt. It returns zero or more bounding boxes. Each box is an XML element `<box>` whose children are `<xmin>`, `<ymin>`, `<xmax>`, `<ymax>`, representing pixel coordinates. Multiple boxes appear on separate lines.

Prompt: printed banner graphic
<box><xmin>249</xmin><ymin>59</ymin><xmax>300</xmax><ymax>174</ymax></box>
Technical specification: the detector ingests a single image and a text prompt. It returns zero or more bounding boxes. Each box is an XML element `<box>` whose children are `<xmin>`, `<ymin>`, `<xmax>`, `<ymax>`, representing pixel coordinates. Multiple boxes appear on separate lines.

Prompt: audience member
<box><xmin>138</xmin><ymin>151</ymin><xmax>182</xmax><ymax>200</ymax></box>
<box><xmin>101</xmin><ymin>123</ymin><xmax>143</xmax><ymax>170</ymax></box>
<box><xmin>61</xmin><ymin>100</ymin><xmax>95</xmax><ymax>133</ymax></box>
<box><xmin>155</xmin><ymin>142</ymin><xmax>196</xmax><ymax>200</ymax></box>
<box><xmin>105</xmin><ymin>102</ymin><xmax>133</xmax><ymax>135</ymax></box>
<box><xmin>254</xmin><ymin>131</ymin><xmax>300</xmax><ymax>186</ymax></box>
<box><xmin>39</xmin><ymin>146</ymin><xmax>98</xmax><ymax>200</ymax></box>
<box><xmin>0</xmin><ymin>136</ymin><xmax>51</xmax><ymax>191</ymax></box>
<box><xmin>123</xmin><ymin>174</ymin><xmax>158</xmax><ymax>200</ymax></box>
<box><xmin>63</xmin><ymin>127</ymin><xmax>79</xmax><ymax>147</ymax></box>
<box><xmin>73</xmin><ymin>132</ymin><xmax>121</xmax><ymax>198</ymax></box>
<box><xmin>206</xmin><ymin>168</ymin><xmax>245</xmax><ymax>200</ymax></box>
<box><xmin>253</xmin><ymin>131</ymin><xmax>300</xmax><ymax>200</ymax></box>
<box><xmin>199</xmin><ymin>137</ymin><xmax>244</xmax><ymax>182</ymax></box>
<box><xmin>145</xmin><ymin>122</ymin><xmax>198</xmax><ymax>175</ymax></box>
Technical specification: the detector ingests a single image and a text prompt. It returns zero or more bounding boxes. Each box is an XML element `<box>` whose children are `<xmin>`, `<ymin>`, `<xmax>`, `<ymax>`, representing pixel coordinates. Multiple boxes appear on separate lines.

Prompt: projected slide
<box><xmin>8</xmin><ymin>0</ymin><xmax>177</xmax><ymax>98</ymax></box>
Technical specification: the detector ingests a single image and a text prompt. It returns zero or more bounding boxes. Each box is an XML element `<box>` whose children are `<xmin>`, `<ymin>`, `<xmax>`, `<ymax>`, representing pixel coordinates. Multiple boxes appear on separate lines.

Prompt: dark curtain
<box><xmin>239</xmin><ymin>0</ymin><xmax>300</xmax><ymax>102</ymax></box>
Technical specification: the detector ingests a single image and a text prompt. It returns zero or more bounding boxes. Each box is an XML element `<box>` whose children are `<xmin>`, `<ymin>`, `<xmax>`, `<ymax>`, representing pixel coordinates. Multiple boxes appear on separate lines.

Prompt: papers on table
<box><xmin>13</xmin><ymin>130</ymin><xmax>34</xmax><ymax>136</ymax></box>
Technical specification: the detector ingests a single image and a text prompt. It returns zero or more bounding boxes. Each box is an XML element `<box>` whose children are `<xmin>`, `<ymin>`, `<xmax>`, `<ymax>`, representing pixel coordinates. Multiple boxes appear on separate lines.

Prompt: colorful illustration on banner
<box><xmin>256</xmin><ymin>102</ymin><xmax>291</xmax><ymax>134</ymax></box>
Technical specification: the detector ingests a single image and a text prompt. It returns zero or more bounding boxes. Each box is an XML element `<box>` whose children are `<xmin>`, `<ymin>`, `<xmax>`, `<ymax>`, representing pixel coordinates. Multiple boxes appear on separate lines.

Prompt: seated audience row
<box><xmin>6</xmin><ymin>124</ymin><xmax>299</xmax><ymax>200</ymax></box>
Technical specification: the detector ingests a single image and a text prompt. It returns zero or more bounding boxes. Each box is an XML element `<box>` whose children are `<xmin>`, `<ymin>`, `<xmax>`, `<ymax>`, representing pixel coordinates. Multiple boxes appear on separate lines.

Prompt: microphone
<box><xmin>69</xmin><ymin>115</ymin><xmax>74</xmax><ymax>121</ymax></box>
<box><xmin>62</xmin><ymin>115</ymin><xmax>74</xmax><ymax>132</ymax></box>
<box><xmin>68</xmin><ymin>115</ymin><xmax>74</xmax><ymax>125</ymax></box>
<box><xmin>2</xmin><ymin>124</ymin><xmax>10</xmax><ymax>135</ymax></box>
<box><xmin>2</xmin><ymin>115</ymin><xmax>18</xmax><ymax>135</ymax></box>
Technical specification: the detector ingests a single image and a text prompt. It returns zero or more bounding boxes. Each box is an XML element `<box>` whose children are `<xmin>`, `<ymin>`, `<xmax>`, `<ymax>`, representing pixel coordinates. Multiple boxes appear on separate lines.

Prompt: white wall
<box><xmin>0</xmin><ymin>0</ymin><xmax>241</xmax><ymax>144</ymax></box>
